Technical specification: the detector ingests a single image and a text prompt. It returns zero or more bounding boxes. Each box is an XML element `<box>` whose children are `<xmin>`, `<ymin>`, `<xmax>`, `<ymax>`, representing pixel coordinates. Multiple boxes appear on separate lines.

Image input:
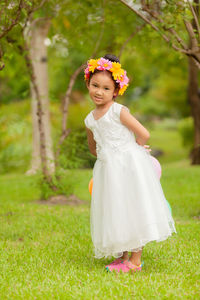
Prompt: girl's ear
<box><xmin>113</xmin><ymin>87</ymin><xmax>119</xmax><ymax>98</ymax></box>
<box><xmin>86</xmin><ymin>80</ymin><xmax>90</xmax><ymax>89</ymax></box>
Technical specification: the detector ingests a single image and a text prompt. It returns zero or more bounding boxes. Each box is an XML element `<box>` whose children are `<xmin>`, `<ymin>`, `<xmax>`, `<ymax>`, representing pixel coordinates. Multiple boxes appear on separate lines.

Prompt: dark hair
<box><xmin>104</xmin><ymin>54</ymin><xmax>120</xmax><ymax>64</ymax></box>
<box><xmin>88</xmin><ymin>54</ymin><xmax>120</xmax><ymax>90</ymax></box>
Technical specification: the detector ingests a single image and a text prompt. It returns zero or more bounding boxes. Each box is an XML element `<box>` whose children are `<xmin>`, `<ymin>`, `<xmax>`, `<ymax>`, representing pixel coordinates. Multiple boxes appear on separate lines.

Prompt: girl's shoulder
<box><xmin>113</xmin><ymin>102</ymin><xmax>130</xmax><ymax>116</ymax></box>
<box><xmin>84</xmin><ymin>110</ymin><xmax>93</xmax><ymax>130</ymax></box>
<box><xmin>84</xmin><ymin>102</ymin><xmax>130</xmax><ymax>129</ymax></box>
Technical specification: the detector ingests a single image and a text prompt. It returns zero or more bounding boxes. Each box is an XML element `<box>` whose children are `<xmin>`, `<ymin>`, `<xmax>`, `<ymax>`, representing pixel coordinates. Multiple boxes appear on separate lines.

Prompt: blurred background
<box><xmin>0</xmin><ymin>0</ymin><xmax>199</xmax><ymax>176</ymax></box>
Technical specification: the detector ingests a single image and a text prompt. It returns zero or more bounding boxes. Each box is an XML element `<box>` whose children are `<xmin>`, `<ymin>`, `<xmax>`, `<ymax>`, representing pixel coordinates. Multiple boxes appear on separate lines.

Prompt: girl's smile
<box><xmin>87</xmin><ymin>71</ymin><xmax>119</xmax><ymax>108</ymax></box>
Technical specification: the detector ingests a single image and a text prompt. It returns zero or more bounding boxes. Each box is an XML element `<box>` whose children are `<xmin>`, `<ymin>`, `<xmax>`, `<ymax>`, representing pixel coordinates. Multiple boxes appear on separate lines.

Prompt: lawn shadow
<box><xmin>35</xmin><ymin>194</ymin><xmax>89</xmax><ymax>207</ymax></box>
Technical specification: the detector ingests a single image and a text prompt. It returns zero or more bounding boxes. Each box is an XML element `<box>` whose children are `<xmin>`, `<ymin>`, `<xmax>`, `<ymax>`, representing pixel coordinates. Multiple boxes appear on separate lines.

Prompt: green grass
<box><xmin>0</xmin><ymin>163</ymin><xmax>200</xmax><ymax>299</ymax></box>
<box><xmin>0</xmin><ymin>113</ymin><xmax>199</xmax><ymax>299</ymax></box>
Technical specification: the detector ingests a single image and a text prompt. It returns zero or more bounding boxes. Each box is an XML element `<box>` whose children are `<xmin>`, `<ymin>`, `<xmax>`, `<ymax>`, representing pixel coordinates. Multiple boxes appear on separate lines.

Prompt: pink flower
<box><xmin>97</xmin><ymin>58</ymin><xmax>113</xmax><ymax>71</ymax></box>
<box><xmin>84</xmin><ymin>57</ymin><xmax>130</xmax><ymax>95</ymax></box>
<box><xmin>116</xmin><ymin>71</ymin><xmax>129</xmax><ymax>88</ymax></box>
<box><xmin>84</xmin><ymin>67</ymin><xmax>90</xmax><ymax>80</ymax></box>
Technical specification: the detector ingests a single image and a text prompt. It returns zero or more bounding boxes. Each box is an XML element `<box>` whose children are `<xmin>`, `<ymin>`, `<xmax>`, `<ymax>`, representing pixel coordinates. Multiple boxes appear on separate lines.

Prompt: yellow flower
<box><xmin>88</xmin><ymin>59</ymin><xmax>99</xmax><ymax>72</ymax></box>
<box><xmin>110</xmin><ymin>62</ymin><xmax>124</xmax><ymax>80</ymax></box>
<box><xmin>119</xmin><ymin>84</ymin><xmax>128</xmax><ymax>95</ymax></box>
<box><xmin>84</xmin><ymin>57</ymin><xmax>130</xmax><ymax>96</ymax></box>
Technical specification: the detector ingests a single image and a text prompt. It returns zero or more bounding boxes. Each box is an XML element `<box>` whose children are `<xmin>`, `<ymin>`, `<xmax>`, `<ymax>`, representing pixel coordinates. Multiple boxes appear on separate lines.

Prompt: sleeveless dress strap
<box><xmin>113</xmin><ymin>103</ymin><xmax>130</xmax><ymax>119</ymax></box>
<box><xmin>84</xmin><ymin>112</ymin><xmax>93</xmax><ymax>130</ymax></box>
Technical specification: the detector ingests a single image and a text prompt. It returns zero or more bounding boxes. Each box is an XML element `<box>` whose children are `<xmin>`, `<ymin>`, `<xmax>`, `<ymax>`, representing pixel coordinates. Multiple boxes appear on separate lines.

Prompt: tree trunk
<box><xmin>26</xmin><ymin>19</ymin><xmax>55</xmax><ymax>175</ymax></box>
<box><xmin>188</xmin><ymin>0</ymin><xmax>200</xmax><ymax>165</ymax></box>
<box><xmin>188</xmin><ymin>57</ymin><xmax>200</xmax><ymax>164</ymax></box>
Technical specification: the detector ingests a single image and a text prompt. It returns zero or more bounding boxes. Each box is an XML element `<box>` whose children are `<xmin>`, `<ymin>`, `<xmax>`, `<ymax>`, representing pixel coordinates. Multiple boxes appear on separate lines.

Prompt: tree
<box><xmin>26</xmin><ymin>18</ymin><xmax>55</xmax><ymax>175</ymax></box>
<box><xmin>0</xmin><ymin>0</ymin><xmax>57</xmax><ymax>189</ymax></box>
<box><xmin>118</xmin><ymin>0</ymin><xmax>200</xmax><ymax>164</ymax></box>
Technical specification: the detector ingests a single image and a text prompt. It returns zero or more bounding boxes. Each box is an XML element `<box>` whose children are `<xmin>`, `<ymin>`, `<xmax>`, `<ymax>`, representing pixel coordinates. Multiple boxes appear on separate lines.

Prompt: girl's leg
<box><xmin>105</xmin><ymin>251</ymin><xmax>129</xmax><ymax>267</ymax></box>
<box><xmin>129</xmin><ymin>247</ymin><xmax>143</xmax><ymax>266</ymax></box>
<box><xmin>121</xmin><ymin>251</ymin><xmax>129</xmax><ymax>260</ymax></box>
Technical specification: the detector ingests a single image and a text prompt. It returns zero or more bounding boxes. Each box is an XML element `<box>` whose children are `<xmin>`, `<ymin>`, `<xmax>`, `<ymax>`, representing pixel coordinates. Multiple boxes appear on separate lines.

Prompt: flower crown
<box><xmin>84</xmin><ymin>57</ymin><xmax>129</xmax><ymax>95</ymax></box>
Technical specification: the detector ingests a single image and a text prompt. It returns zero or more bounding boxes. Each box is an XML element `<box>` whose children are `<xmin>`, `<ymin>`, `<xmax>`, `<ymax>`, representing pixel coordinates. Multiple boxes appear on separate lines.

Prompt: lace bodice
<box><xmin>84</xmin><ymin>102</ymin><xmax>136</xmax><ymax>162</ymax></box>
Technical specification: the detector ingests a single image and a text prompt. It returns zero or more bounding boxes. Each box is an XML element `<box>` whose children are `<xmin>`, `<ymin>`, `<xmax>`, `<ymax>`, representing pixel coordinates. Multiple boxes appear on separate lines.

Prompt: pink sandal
<box><xmin>106</xmin><ymin>260</ymin><xmax>144</xmax><ymax>273</ymax></box>
<box><xmin>105</xmin><ymin>257</ymin><xmax>123</xmax><ymax>268</ymax></box>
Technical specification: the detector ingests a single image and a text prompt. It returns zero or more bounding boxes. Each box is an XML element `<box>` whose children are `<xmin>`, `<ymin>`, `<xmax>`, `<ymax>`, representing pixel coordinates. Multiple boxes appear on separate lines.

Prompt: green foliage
<box><xmin>1</xmin><ymin>0</ymin><xmax>192</xmax><ymax>126</ymax></box>
<box><xmin>47</xmin><ymin>0</ymin><xmax>140</xmax><ymax>101</ymax></box>
<box><xmin>54</xmin><ymin>100</ymin><xmax>96</xmax><ymax>169</ymax></box>
<box><xmin>0</xmin><ymin>98</ymin><xmax>193</xmax><ymax>175</ymax></box>
<box><xmin>0</xmin><ymin>101</ymin><xmax>32</xmax><ymax>174</ymax></box>
<box><xmin>0</xmin><ymin>0</ymin><xmax>197</xmax><ymax>175</ymax></box>
<box><xmin>177</xmin><ymin>117</ymin><xmax>194</xmax><ymax>148</ymax></box>
<box><xmin>130</xmin><ymin>59</ymin><xmax>189</xmax><ymax>119</ymax></box>
<box><xmin>0</xmin><ymin>143</ymin><xmax>30</xmax><ymax>173</ymax></box>
<box><xmin>133</xmin><ymin>94</ymin><xmax>170</xmax><ymax>118</ymax></box>
<box><xmin>0</xmin><ymin>99</ymin><xmax>97</xmax><ymax>174</ymax></box>
<box><xmin>59</xmin><ymin>128</ymin><xmax>96</xmax><ymax>169</ymax></box>
<box><xmin>37</xmin><ymin>168</ymin><xmax>74</xmax><ymax>200</ymax></box>
<box><xmin>0</xmin><ymin>51</ymin><xmax>30</xmax><ymax>103</ymax></box>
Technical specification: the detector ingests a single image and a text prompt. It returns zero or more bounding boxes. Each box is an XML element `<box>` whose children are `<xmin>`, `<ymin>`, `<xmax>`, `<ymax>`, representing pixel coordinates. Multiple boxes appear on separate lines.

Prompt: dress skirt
<box><xmin>91</xmin><ymin>142</ymin><xmax>176</xmax><ymax>259</ymax></box>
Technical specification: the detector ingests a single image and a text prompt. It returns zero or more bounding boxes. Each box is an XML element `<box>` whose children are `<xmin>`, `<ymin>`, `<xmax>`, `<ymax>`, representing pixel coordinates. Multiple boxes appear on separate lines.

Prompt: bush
<box><xmin>0</xmin><ymin>106</ymin><xmax>32</xmax><ymax>174</ymax></box>
<box><xmin>58</xmin><ymin>127</ymin><xmax>96</xmax><ymax>169</ymax></box>
<box><xmin>134</xmin><ymin>94</ymin><xmax>171</xmax><ymax>118</ymax></box>
<box><xmin>177</xmin><ymin>117</ymin><xmax>194</xmax><ymax>148</ymax></box>
<box><xmin>36</xmin><ymin>168</ymin><xmax>74</xmax><ymax>200</ymax></box>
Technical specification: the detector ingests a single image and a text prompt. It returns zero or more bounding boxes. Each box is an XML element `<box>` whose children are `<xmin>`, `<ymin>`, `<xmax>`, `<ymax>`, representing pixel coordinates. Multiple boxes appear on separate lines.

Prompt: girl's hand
<box><xmin>143</xmin><ymin>145</ymin><xmax>152</xmax><ymax>153</ymax></box>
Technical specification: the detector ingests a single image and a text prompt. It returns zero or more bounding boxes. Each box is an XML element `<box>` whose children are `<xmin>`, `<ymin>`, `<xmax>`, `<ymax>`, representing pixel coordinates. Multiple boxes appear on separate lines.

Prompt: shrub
<box><xmin>36</xmin><ymin>168</ymin><xmax>74</xmax><ymax>200</ymax></box>
<box><xmin>58</xmin><ymin>127</ymin><xmax>96</xmax><ymax>169</ymax></box>
<box><xmin>177</xmin><ymin>117</ymin><xmax>194</xmax><ymax>148</ymax></box>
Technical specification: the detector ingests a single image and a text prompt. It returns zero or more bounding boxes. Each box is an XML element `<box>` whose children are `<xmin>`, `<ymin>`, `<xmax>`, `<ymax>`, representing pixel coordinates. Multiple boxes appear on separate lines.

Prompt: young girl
<box><xmin>84</xmin><ymin>54</ymin><xmax>177</xmax><ymax>273</ymax></box>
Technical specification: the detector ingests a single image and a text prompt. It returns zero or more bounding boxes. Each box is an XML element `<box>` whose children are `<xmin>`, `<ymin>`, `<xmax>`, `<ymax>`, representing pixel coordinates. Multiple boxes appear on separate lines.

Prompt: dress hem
<box><xmin>92</xmin><ymin>230</ymin><xmax>177</xmax><ymax>259</ymax></box>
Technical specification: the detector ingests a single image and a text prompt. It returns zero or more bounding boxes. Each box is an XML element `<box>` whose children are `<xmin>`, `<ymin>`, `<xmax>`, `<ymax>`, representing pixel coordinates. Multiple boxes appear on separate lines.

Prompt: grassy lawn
<box><xmin>0</xmin><ymin>162</ymin><xmax>199</xmax><ymax>299</ymax></box>
<box><xmin>0</xmin><ymin>117</ymin><xmax>199</xmax><ymax>299</ymax></box>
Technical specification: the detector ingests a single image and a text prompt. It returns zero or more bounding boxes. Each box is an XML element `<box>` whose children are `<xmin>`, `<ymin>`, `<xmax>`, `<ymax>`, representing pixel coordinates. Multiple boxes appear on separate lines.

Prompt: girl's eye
<box><xmin>105</xmin><ymin>88</ymin><xmax>109</xmax><ymax>90</ymax></box>
<box><xmin>92</xmin><ymin>84</ymin><xmax>98</xmax><ymax>87</ymax></box>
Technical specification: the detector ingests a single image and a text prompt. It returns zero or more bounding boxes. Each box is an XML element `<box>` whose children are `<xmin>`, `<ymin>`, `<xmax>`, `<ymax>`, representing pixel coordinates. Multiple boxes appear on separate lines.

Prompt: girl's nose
<box><xmin>96</xmin><ymin>91</ymin><xmax>103</xmax><ymax>96</ymax></box>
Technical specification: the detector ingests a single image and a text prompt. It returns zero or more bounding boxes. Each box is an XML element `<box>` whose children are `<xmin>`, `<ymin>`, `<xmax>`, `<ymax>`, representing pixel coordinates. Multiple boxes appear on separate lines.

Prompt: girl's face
<box><xmin>87</xmin><ymin>71</ymin><xmax>119</xmax><ymax>107</ymax></box>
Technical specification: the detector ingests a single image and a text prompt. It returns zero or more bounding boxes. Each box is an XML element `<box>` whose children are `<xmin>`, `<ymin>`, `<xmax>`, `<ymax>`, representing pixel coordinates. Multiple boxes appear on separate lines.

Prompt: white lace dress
<box><xmin>84</xmin><ymin>102</ymin><xmax>177</xmax><ymax>259</ymax></box>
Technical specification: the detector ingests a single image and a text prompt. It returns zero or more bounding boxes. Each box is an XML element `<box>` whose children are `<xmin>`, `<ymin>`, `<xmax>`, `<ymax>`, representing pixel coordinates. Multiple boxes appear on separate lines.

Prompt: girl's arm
<box><xmin>120</xmin><ymin>107</ymin><xmax>150</xmax><ymax>146</ymax></box>
<box><xmin>85</xmin><ymin>127</ymin><xmax>97</xmax><ymax>157</ymax></box>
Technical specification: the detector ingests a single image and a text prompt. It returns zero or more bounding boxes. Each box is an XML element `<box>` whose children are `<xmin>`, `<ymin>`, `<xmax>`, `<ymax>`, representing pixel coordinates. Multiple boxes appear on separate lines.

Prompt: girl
<box><xmin>84</xmin><ymin>54</ymin><xmax>177</xmax><ymax>273</ymax></box>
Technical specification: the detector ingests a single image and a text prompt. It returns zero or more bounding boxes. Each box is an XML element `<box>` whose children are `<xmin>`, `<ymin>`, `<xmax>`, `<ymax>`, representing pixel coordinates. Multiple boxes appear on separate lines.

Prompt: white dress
<box><xmin>84</xmin><ymin>102</ymin><xmax>177</xmax><ymax>259</ymax></box>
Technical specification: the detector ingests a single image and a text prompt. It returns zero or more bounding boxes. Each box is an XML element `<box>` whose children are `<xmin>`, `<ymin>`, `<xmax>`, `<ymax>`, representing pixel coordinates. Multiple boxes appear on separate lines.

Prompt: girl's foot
<box><xmin>106</xmin><ymin>259</ymin><xmax>144</xmax><ymax>273</ymax></box>
<box><xmin>105</xmin><ymin>256</ymin><xmax>128</xmax><ymax>269</ymax></box>
<box><xmin>123</xmin><ymin>260</ymin><xmax>144</xmax><ymax>272</ymax></box>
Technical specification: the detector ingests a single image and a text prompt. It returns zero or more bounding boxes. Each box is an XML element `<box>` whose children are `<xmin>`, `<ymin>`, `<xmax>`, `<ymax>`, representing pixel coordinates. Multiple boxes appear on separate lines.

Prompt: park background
<box><xmin>0</xmin><ymin>1</ymin><xmax>199</xmax><ymax>299</ymax></box>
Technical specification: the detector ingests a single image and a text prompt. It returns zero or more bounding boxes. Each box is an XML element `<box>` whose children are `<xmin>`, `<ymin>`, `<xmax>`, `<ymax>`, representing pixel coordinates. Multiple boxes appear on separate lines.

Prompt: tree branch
<box><xmin>55</xmin><ymin>0</ymin><xmax>107</xmax><ymax>163</ymax></box>
<box><xmin>141</xmin><ymin>1</ymin><xmax>188</xmax><ymax>50</ymax></box>
<box><xmin>187</xmin><ymin>0</ymin><xmax>200</xmax><ymax>40</ymax></box>
<box><xmin>119</xmin><ymin>0</ymin><xmax>172</xmax><ymax>43</ymax></box>
<box><xmin>22</xmin><ymin>0</ymin><xmax>48</xmax><ymax>31</ymax></box>
<box><xmin>0</xmin><ymin>0</ymin><xmax>24</xmax><ymax>39</ymax></box>
<box><xmin>118</xmin><ymin>23</ymin><xmax>146</xmax><ymax>58</ymax></box>
<box><xmin>184</xmin><ymin>19</ymin><xmax>199</xmax><ymax>53</ymax></box>
<box><xmin>91</xmin><ymin>0</ymin><xmax>107</xmax><ymax>57</ymax></box>
<box><xmin>0</xmin><ymin>0</ymin><xmax>48</xmax><ymax>71</ymax></box>
<box><xmin>32</xmin><ymin>0</ymin><xmax>47</xmax><ymax>13</ymax></box>
<box><xmin>0</xmin><ymin>46</ymin><xmax>5</xmax><ymax>70</ymax></box>
<box><xmin>119</xmin><ymin>0</ymin><xmax>200</xmax><ymax>67</ymax></box>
